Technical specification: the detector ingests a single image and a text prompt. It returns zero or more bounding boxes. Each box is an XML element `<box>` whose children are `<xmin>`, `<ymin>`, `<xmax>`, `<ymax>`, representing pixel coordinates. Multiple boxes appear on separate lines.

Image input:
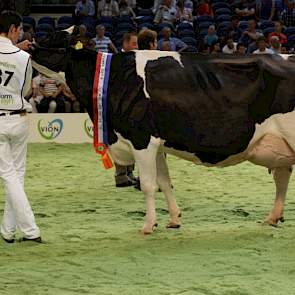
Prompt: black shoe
<box><xmin>20</xmin><ymin>236</ymin><xmax>42</xmax><ymax>243</ymax></box>
<box><xmin>116</xmin><ymin>179</ymin><xmax>136</xmax><ymax>188</ymax></box>
<box><xmin>134</xmin><ymin>179</ymin><xmax>141</xmax><ymax>191</ymax></box>
<box><xmin>1</xmin><ymin>236</ymin><xmax>15</xmax><ymax>243</ymax></box>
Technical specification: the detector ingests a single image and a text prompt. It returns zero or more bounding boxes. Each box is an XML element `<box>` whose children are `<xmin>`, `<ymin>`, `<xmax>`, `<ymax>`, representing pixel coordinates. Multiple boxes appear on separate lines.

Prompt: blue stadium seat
<box><xmin>116</xmin><ymin>23</ymin><xmax>135</xmax><ymax>33</ymax></box>
<box><xmin>216</xmin><ymin>14</ymin><xmax>231</xmax><ymax>23</ymax></box>
<box><xmin>178</xmin><ymin>29</ymin><xmax>195</xmax><ymax>39</ymax></box>
<box><xmin>157</xmin><ymin>22</ymin><xmax>175</xmax><ymax>32</ymax></box>
<box><xmin>56</xmin><ymin>23</ymin><xmax>72</xmax><ymax>31</ymax></box>
<box><xmin>259</xmin><ymin>20</ymin><xmax>274</xmax><ymax>30</ymax></box>
<box><xmin>138</xmin><ymin>8</ymin><xmax>154</xmax><ymax>16</ymax></box>
<box><xmin>238</xmin><ymin>21</ymin><xmax>248</xmax><ymax>31</ymax></box>
<box><xmin>57</xmin><ymin>16</ymin><xmax>74</xmax><ymax>25</ymax></box>
<box><xmin>101</xmin><ymin>23</ymin><xmax>113</xmax><ymax>32</ymax></box>
<box><xmin>138</xmin><ymin>22</ymin><xmax>154</xmax><ymax>30</ymax></box>
<box><xmin>177</xmin><ymin>22</ymin><xmax>194</xmax><ymax>31</ymax></box>
<box><xmin>100</xmin><ymin>16</ymin><xmax>114</xmax><ymax>24</ymax></box>
<box><xmin>218</xmin><ymin>21</ymin><xmax>231</xmax><ymax>29</ymax></box>
<box><xmin>35</xmin><ymin>31</ymin><xmax>48</xmax><ymax>40</ymax></box>
<box><xmin>195</xmin><ymin>15</ymin><xmax>214</xmax><ymax>23</ymax></box>
<box><xmin>136</xmin><ymin>15</ymin><xmax>154</xmax><ymax>24</ymax></box>
<box><xmin>36</xmin><ymin>23</ymin><xmax>54</xmax><ymax>33</ymax></box>
<box><xmin>287</xmin><ymin>34</ymin><xmax>295</xmax><ymax>44</ymax></box>
<box><xmin>215</xmin><ymin>8</ymin><xmax>232</xmax><ymax>15</ymax></box>
<box><xmin>23</xmin><ymin>16</ymin><xmax>36</xmax><ymax>29</ymax></box>
<box><xmin>117</xmin><ymin>16</ymin><xmax>133</xmax><ymax>24</ymax></box>
<box><xmin>38</xmin><ymin>16</ymin><xmax>55</xmax><ymax>28</ymax></box>
<box><xmin>198</xmin><ymin>21</ymin><xmax>214</xmax><ymax>30</ymax></box>
<box><xmin>212</xmin><ymin>2</ymin><xmax>231</xmax><ymax>11</ymax></box>
<box><xmin>263</xmin><ymin>27</ymin><xmax>274</xmax><ymax>37</ymax></box>
<box><xmin>284</xmin><ymin>26</ymin><xmax>295</xmax><ymax>36</ymax></box>
<box><xmin>181</xmin><ymin>37</ymin><xmax>197</xmax><ymax>47</ymax></box>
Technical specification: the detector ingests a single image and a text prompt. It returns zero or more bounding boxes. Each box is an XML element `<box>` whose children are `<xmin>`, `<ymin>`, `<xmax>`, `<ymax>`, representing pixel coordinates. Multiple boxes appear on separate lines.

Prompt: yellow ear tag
<box><xmin>75</xmin><ymin>41</ymin><xmax>83</xmax><ymax>50</ymax></box>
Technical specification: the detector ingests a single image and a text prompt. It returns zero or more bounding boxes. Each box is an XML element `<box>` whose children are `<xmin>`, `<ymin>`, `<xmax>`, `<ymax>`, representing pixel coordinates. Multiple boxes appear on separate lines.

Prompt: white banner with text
<box><xmin>28</xmin><ymin>113</ymin><xmax>93</xmax><ymax>143</ymax></box>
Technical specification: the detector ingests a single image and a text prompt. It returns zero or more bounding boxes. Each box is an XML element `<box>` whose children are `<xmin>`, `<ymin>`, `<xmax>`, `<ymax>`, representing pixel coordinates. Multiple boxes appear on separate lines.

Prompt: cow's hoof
<box><xmin>139</xmin><ymin>223</ymin><xmax>158</xmax><ymax>235</ymax></box>
<box><xmin>264</xmin><ymin>216</ymin><xmax>285</xmax><ymax>227</ymax></box>
<box><xmin>166</xmin><ymin>222</ymin><xmax>181</xmax><ymax>229</ymax></box>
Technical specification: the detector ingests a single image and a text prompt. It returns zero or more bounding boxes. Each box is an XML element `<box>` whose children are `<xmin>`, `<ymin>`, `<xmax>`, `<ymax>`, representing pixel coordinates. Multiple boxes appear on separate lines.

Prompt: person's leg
<box><xmin>29</xmin><ymin>98</ymin><xmax>38</xmax><ymax>113</ymax></box>
<box><xmin>64</xmin><ymin>100</ymin><xmax>72</xmax><ymax>113</ymax></box>
<box><xmin>0</xmin><ymin>116</ymin><xmax>40</xmax><ymax>240</ymax></box>
<box><xmin>55</xmin><ymin>95</ymin><xmax>66</xmax><ymax>113</ymax></box>
<box><xmin>37</xmin><ymin>97</ymin><xmax>50</xmax><ymax>113</ymax></box>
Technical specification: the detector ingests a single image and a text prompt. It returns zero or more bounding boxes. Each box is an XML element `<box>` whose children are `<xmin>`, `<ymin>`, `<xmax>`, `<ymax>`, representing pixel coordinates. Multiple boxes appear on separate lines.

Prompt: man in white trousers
<box><xmin>0</xmin><ymin>10</ymin><xmax>41</xmax><ymax>243</ymax></box>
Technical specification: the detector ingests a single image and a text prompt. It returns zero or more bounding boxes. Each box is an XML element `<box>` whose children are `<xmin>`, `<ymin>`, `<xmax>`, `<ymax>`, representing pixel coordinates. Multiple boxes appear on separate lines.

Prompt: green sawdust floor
<box><xmin>0</xmin><ymin>143</ymin><xmax>294</xmax><ymax>295</ymax></box>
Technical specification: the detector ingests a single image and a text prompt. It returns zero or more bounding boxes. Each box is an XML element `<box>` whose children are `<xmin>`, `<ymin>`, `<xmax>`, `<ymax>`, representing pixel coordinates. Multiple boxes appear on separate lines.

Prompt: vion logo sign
<box><xmin>37</xmin><ymin>119</ymin><xmax>64</xmax><ymax>140</ymax></box>
<box><xmin>84</xmin><ymin>119</ymin><xmax>93</xmax><ymax>138</ymax></box>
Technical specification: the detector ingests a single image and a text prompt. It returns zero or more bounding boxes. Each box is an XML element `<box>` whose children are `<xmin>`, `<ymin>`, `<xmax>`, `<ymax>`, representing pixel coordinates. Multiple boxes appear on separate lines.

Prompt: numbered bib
<box><xmin>0</xmin><ymin>50</ymin><xmax>30</xmax><ymax>110</ymax></box>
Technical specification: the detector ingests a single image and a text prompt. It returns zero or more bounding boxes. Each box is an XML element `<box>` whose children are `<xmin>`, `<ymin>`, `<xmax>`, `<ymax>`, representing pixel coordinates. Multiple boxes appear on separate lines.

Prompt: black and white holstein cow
<box><xmin>33</xmin><ymin>39</ymin><xmax>295</xmax><ymax>234</ymax></box>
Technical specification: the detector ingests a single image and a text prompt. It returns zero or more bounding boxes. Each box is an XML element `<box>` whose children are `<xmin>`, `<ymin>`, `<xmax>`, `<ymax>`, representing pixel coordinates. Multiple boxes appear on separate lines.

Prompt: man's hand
<box><xmin>17</xmin><ymin>40</ymin><xmax>33</xmax><ymax>51</ymax></box>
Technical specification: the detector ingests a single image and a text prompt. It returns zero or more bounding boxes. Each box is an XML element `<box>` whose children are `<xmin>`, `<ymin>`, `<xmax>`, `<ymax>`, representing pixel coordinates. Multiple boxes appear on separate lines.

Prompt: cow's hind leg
<box><xmin>156</xmin><ymin>152</ymin><xmax>181</xmax><ymax>229</ymax></box>
<box><xmin>133</xmin><ymin>137</ymin><xmax>160</xmax><ymax>234</ymax></box>
<box><xmin>265</xmin><ymin>167</ymin><xmax>292</xmax><ymax>226</ymax></box>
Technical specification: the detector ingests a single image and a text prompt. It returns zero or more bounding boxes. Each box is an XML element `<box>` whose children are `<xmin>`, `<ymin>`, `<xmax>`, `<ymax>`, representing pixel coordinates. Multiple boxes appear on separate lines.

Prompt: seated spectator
<box><xmin>229</xmin><ymin>15</ymin><xmax>243</xmax><ymax>42</ymax></box>
<box><xmin>256</xmin><ymin>0</ymin><xmax>276</xmax><ymax>21</ymax></box>
<box><xmin>154</xmin><ymin>0</ymin><xmax>177</xmax><ymax>25</ymax></box>
<box><xmin>176</xmin><ymin>0</ymin><xmax>193</xmax><ymax>24</ymax></box>
<box><xmin>268</xmin><ymin>21</ymin><xmax>287</xmax><ymax>44</ymax></box>
<box><xmin>198</xmin><ymin>41</ymin><xmax>210</xmax><ymax>54</ymax></box>
<box><xmin>125</xmin><ymin>0</ymin><xmax>137</xmax><ymax>9</ymax></box>
<box><xmin>281</xmin><ymin>0</ymin><xmax>295</xmax><ymax>27</ymax></box>
<box><xmin>138</xmin><ymin>29</ymin><xmax>158</xmax><ymax>49</ymax></box>
<box><xmin>122</xmin><ymin>32</ymin><xmax>138</xmax><ymax>51</ymax></box>
<box><xmin>97</xmin><ymin>0</ymin><xmax>119</xmax><ymax>18</ymax></box>
<box><xmin>222</xmin><ymin>36</ymin><xmax>237</xmax><ymax>54</ymax></box>
<box><xmin>253</xmin><ymin>35</ymin><xmax>274</xmax><ymax>54</ymax></box>
<box><xmin>92</xmin><ymin>25</ymin><xmax>118</xmax><ymax>53</ymax></box>
<box><xmin>119</xmin><ymin>0</ymin><xmax>136</xmax><ymax>17</ymax></box>
<box><xmin>234</xmin><ymin>0</ymin><xmax>256</xmax><ymax>21</ymax></box>
<box><xmin>32</xmin><ymin>74</ymin><xmax>67</xmax><ymax>113</ymax></box>
<box><xmin>60</xmin><ymin>84</ymin><xmax>80</xmax><ymax>112</ymax></box>
<box><xmin>210</xmin><ymin>41</ymin><xmax>221</xmax><ymax>54</ymax></box>
<box><xmin>281</xmin><ymin>43</ymin><xmax>291</xmax><ymax>53</ymax></box>
<box><xmin>204</xmin><ymin>25</ymin><xmax>218</xmax><ymax>46</ymax></box>
<box><xmin>153</xmin><ymin>0</ymin><xmax>176</xmax><ymax>14</ymax></box>
<box><xmin>236</xmin><ymin>42</ymin><xmax>247</xmax><ymax>54</ymax></box>
<box><xmin>239</xmin><ymin>19</ymin><xmax>263</xmax><ymax>48</ymax></box>
<box><xmin>74</xmin><ymin>0</ymin><xmax>95</xmax><ymax>28</ymax></box>
<box><xmin>195</xmin><ymin>0</ymin><xmax>213</xmax><ymax>17</ymax></box>
<box><xmin>269</xmin><ymin>35</ymin><xmax>281</xmax><ymax>53</ymax></box>
<box><xmin>157</xmin><ymin>27</ymin><xmax>188</xmax><ymax>52</ymax></box>
<box><xmin>161</xmin><ymin>40</ymin><xmax>172</xmax><ymax>50</ymax></box>
<box><xmin>76</xmin><ymin>24</ymin><xmax>95</xmax><ymax>49</ymax></box>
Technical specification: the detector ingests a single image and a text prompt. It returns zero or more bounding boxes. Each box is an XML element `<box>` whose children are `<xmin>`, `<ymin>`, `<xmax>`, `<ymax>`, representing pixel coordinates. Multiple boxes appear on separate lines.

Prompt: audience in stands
<box><xmin>97</xmin><ymin>0</ymin><xmax>119</xmax><ymax>18</ymax></box>
<box><xmin>154</xmin><ymin>0</ymin><xmax>177</xmax><ymax>24</ymax></box>
<box><xmin>19</xmin><ymin>0</ymin><xmax>295</xmax><ymax>113</ymax></box>
<box><xmin>158</xmin><ymin>26</ymin><xmax>188</xmax><ymax>51</ymax></box>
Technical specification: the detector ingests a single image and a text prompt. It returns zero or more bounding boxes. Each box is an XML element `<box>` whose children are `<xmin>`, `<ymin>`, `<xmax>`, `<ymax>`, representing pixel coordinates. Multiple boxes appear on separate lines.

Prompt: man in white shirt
<box><xmin>222</xmin><ymin>36</ymin><xmax>237</xmax><ymax>54</ymax></box>
<box><xmin>0</xmin><ymin>11</ymin><xmax>41</xmax><ymax>243</ymax></box>
<box><xmin>253</xmin><ymin>36</ymin><xmax>274</xmax><ymax>54</ymax></box>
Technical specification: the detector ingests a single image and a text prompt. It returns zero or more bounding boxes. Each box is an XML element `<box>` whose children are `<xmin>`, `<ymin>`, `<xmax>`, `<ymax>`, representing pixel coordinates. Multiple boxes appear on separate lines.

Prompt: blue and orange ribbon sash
<box><xmin>92</xmin><ymin>52</ymin><xmax>113</xmax><ymax>169</ymax></box>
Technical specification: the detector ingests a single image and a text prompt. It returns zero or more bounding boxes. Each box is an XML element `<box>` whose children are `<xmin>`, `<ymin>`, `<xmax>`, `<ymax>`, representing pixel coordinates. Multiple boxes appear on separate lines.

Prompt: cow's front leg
<box><xmin>133</xmin><ymin>137</ymin><xmax>160</xmax><ymax>234</ymax></box>
<box><xmin>265</xmin><ymin>167</ymin><xmax>292</xmax><ymax>226</ymax></box>
<box><xmin>156</xmin><ymin>152</ymin><xmax>181</xmax><ymax>228</ymax></box>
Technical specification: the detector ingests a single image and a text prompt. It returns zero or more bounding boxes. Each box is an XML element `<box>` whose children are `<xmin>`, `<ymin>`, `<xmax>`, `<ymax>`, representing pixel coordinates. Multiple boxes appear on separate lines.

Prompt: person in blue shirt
<box><xmin>157</xmin><ymin>27</ymin><xmax>188</xmax><ymax>52</ymax></box>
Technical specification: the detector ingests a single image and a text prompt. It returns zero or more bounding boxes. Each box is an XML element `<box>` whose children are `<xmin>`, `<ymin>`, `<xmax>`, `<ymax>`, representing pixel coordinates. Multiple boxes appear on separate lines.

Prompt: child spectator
<box><xmin>119</xmin><ymin>0</ymin><xmax>136</xmax><ymax>17</ymax></box>
<box><xmin>154</xmin><ymin>0</ymin><xmax>177</xmax><ymax>25</ymax></box>
<box><xmin>97</xmin><ymin>0</ymin><xmax>119</xmax><ymax>18</ymax></box>
<box><xmin>268</xmin><ymin>21</ymin><xmax>287</xmax><ymax>44</ymax></box>
<box><xmin>204</xmin><ymin>25</ymin><xmax>218</xmax><ymax>46</ymax></box>
<box><xmin>253</xmin><ymin>36</ymin><xmax>274</xmax><ymax>54</ymax></box>
<box><xmin>222</xmin><ymin>36</ymin><xmax>237</xmax><ymax>54</ymax></box>
<box><xmin>157</xmin><ymin>27</ymin><xmax>188</xmax><ymax>51</ymax></box>
<box><xmin>92</xmin><ymin>25</ymin><xmax>118</xmax><ymax>53</ymax></box>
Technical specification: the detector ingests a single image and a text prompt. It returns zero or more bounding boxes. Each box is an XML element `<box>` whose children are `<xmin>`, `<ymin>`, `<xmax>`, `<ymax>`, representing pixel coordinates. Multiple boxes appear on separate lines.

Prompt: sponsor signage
<box><xmin>28</xmin><ymin>113</ymin><xmax>93</xmax><ymax>143</ymax></box>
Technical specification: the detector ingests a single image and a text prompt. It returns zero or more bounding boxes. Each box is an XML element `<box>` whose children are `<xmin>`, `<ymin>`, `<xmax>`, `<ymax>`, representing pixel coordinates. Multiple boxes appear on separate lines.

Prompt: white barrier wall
<box><xmin>28</xmin><ymin>113</ymin><xmax>93</xmax><ymax>143</ymax></box>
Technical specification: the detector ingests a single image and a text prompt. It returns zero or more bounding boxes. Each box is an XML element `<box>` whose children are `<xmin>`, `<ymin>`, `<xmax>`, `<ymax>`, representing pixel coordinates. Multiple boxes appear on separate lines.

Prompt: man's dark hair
<box><xmin>138</xmin><ymin>29</ymin><xmax>157</xmax><ymax>50</ymax></box>
<box><xmin>256</xmin><ymin>35</ymin><xmax>266</xmax><ymax>44</ymax></box>
<box><xmin>237</xmin><ymin>42</ymin><xmax>246</xmax><ymax>50</ymax></box>
<box><xmin>123</xmin><ymin>32</ymin><xmax>137</xmax><ymax>43</ymax></box>
<box><xmin>0</xmin><ymin>10</ymin><xmax>22</xmax><ymax>34</ymax></box>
